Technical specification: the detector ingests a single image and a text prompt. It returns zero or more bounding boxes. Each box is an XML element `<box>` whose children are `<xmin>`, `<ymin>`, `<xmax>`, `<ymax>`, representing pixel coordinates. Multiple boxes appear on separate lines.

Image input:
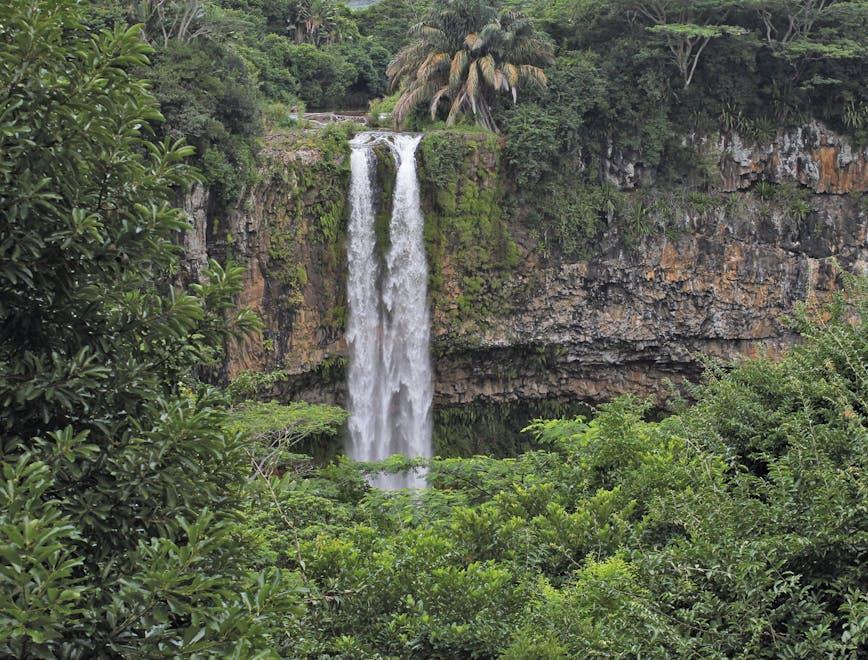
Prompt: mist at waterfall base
<box><xmin>345</xmin><ymin>132</ymin><xmax>433</xmax><ymax>489</ymax></box>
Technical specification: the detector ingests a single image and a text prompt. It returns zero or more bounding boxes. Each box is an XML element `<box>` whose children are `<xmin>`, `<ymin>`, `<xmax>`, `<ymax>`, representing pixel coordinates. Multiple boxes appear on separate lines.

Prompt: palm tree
<box><xmin>290</xmin><ymin>0</ymin><xmax>339</xmax><ymax>46</ymax></box>
<box><xmin>387</xmin><ymin>1</ymin><xmax>554</xmax><ymax>132</ymax></box>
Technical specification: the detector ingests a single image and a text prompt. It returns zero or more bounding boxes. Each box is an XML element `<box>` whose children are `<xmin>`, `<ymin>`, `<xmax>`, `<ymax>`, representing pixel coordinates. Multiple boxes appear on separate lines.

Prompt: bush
<box><xmin>145</xmin><ymin>36</ymin><xmax>261</xmax><ymax>207</ymax></box>
<box><xmin>502</xmin><ymin>103</ymin><xmax>559</xmax><ymax>186</ymax></box>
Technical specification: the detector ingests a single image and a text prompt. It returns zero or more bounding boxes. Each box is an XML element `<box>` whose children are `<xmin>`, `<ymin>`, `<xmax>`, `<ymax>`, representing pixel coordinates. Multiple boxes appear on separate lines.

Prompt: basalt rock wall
<box><xmin>182</xmin><ymin>124</ymin><xmax>867</xmax><ymax>408</ymax></box>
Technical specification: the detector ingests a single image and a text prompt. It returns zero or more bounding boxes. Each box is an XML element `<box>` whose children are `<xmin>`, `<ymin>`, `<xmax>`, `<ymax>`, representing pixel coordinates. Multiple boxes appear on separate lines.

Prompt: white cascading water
<box><xmin>346</xmin><ymin>139</ymin><xmax>382</xmax><ymax>459</ymax></box>
<box><xmin>346</xmin><ymin>132</ymin><xmax>432</xmax><ymax>489</ymax></box>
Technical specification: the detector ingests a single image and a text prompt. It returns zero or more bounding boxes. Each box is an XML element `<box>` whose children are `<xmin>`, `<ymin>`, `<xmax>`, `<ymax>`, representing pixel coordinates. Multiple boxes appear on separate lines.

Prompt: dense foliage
<box><xmin>0</xmin><ymin>0</ymin><xmax>305</xmax><ymax>653</ymax></box>
<box><xmin>3</xmin><ymin>0</ymin><xmax>867</xmax><ymax>655</ymax></box>
<box><xmin>82</xmin><ymin>0</ymin><xmax>404</xmax><ymax>208</ymax></box>
<box><xmin>500</xmin><ymin>0</ymin><xmax>867</xmax><ymax>165</ymax></box>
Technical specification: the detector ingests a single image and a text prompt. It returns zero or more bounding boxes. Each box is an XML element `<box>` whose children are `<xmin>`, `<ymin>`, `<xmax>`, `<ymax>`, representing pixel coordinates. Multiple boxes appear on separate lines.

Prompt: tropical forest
<box><xmin>1</xmin><ymin>0</ymin><xmax>868</xmax><ymax>656</ymax></box>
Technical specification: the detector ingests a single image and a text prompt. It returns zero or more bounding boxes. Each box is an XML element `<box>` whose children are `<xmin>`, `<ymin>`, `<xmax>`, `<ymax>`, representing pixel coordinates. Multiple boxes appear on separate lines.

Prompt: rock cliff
<box><xmin>182</xmin><ymin>123</ymin><xmax>867</xmax><ymax>410</ymax></box>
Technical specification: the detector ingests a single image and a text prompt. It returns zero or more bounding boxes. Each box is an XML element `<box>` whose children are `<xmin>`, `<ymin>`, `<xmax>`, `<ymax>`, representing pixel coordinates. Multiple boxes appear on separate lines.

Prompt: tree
<box><xmin>227</xmin><ymin>401</ymin><xmax>348</xmax><ymax>475</ymax></box>
<box><xmin>626</xmin><ymin>0</ymin><xmax>747</xmax><ymax>88</ymax></box>
<box><xmin>355</xmin><ymin>0</ymin><xmax>431</xmax><ymax>55</ymax></box>
<box><xmin>0</xmin><ymin>0</ymin><xmax>300</xmax><ymax>654</ymax></box>
<box><xmin>748</xmin><ymin>0</ymin><xmax>867</xmax><ymax>60</ymax></box>
<box><xmin>128</xmin><ymin>0</ymin><xmax>231</xmax><ymax>46</ymax></box>
<box><xmin>751</xmin><ymin>0</ymin><xmax>836</xmax><ymax>48</ymax></box>
<box><xmin>145</xmin><ymin>35</ymin><xmax>262</xmax><ymax>205</ymax></box>
<box><xmin>388</xmin><ymin>0</ymin><xmax>554</xmax><ymax>132</ymax></box>
<box><xmin>289</xmin><ymin>0</ymin><xmax>341</xmax><ymax>45</ymax></box>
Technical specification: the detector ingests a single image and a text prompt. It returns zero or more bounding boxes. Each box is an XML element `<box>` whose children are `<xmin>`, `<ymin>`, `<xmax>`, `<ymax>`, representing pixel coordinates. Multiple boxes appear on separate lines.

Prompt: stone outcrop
<box><xmin>182</xmin><ymin>123</ymin><xmax>868</xmax><ymax>408</ymax></box>
<box><xmin>180</xmin><ymin>182</ymin><xmax>210</xmax><ymax>280</ymax></box>
<box><xmin>717</xmin><ymin>121</ymin><xmax>868</xmax><ymax>194</ymax></box>
<box><xmin>216</xmin><ymin>133</ymin><xmax>350</xmax><ymax>381</ymax></box>
<box><xmin>600</xmin><ymin>122</ymin><xmax>868</xmax><ymax>193</ymax></box>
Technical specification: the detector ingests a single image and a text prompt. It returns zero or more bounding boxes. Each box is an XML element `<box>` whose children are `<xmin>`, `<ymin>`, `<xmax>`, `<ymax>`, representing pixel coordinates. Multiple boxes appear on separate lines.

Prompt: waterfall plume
<box><xmin>346</xmin><ymin>132</ymin><xmax>432</xmax><ymax>489</ymax></box>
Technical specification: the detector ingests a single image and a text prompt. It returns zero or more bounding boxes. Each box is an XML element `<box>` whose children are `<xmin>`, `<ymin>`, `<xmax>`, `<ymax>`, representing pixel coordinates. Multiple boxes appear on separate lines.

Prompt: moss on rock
<box><xmin>418</xmin><ymin>131</ymin><xmax>521</xmax><ymax>328</ymax></box>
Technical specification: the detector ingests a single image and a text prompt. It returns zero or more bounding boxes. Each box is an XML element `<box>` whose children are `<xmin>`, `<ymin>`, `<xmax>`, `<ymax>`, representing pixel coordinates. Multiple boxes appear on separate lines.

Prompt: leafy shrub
<box><xmin>227</xmin><ymin>369</ymin><xmax>292</xmax><ymax>403</ymax></box>
<box><xmin>502</xmin><ymin>104</ymin><xmax>559</xmax><ymax>186</ymax></box>
<box><xmin>228</xmin><ymin>401</ymin><xmax>348</xmax><ymax>469</ymax></box>
<box><xmin>145</xmin><ymin>36</ymin><xmax>261</xmax><ymax>207</ymax></box>
<box><xmin>420</xmin><ymin>132</ymin><xmax>471</xmax><ymax>189</ymax></box>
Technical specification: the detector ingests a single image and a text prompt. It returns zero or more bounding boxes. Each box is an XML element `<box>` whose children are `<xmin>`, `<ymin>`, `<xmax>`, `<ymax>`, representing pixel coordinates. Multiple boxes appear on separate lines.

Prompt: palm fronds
<box><xmin>449</xmin><ymin>50</ymin><xmax>469</xmax><ymax>93</ymax></box>
<box><xmin>393</xmin><ymin>81</ymin><xmax>440</xmax><ymax>125</ymax></box>
<box><xmin>518</xmin><ymin>64</ymin><xmax>548</xmax><ymax>90</ymax></box>
<box><xmin>479</xmin><ymin>54</ymin><xmax>497</xmax><ymax>86</ymax></box>
<box><xmin>386</xmin><ymin>3</ymin><xmax>553</xmax><ymax>133</ymax></box>
<box><xmin>430</xmin><ymin>86</ymin><xmax>451</xmax><ymax>119</ymax></box>
<box><xmin>416</xmin><ymin>52</ymin><xmax>451</xmax><ymax>82</ymax></box>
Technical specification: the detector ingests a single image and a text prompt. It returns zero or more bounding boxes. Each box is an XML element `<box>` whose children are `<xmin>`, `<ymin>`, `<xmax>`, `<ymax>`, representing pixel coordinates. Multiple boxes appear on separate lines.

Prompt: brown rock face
<box><xmin>432</xmin><ymin>197</ymin><xmax>863</xmax><ymax>406</ymax></box>
<box><xmin>182</xmin><ymin>123</ymin><xmax>867</xmax><ymax>408</ymax></box>
<box><xmin>179</xmin><ymin>182</ymin><xmax>210</xmax><ymax>280</ymax></box>
<box><xmin>717</xmin><ymin>121</ymin><xmax>868</xmax><ymax>194</ymax></box>
<box><xmin>181</xmin><ymin>133</ymin><xmax>351</xmax><ymax>384</ymax></box>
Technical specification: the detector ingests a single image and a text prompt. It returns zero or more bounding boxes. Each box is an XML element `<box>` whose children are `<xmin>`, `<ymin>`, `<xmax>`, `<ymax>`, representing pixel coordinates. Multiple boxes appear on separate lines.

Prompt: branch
<box><xmin>685</xmin><ymin>36</ymin><xmax>713</xmax><ymax>89</ymax></box>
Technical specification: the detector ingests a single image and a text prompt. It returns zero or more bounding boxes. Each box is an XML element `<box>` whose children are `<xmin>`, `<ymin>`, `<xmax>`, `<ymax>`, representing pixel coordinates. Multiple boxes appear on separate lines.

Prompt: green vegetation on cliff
<box><xmin>263</xmin><ymin>123</ymin><xmax>354</xmax><ymax>307</ymax></box>
<box><xmin>419</xmin><ymin>131</ymin><xmax>522</xmax><ymax>324</ymax></box>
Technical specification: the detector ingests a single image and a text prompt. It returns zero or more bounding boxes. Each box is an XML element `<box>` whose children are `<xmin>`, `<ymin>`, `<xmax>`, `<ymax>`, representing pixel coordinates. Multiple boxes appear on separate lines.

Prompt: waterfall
<box><xmin>346</xmin><ymin>139</ymin><xmax>381</xmax><ymax>459</ymax></box>
<box><xmin>346</xmin><ymin>132</ymin><xmax>433</xmax><ymax>489</ymax></box>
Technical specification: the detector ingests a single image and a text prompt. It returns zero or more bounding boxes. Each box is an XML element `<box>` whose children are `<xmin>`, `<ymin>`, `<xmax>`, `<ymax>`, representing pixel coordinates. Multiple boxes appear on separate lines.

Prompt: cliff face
<box><xmin>717</xmin><ymin>121</ymin><xmax>868</xmax><ymax>194</ymax></box>
<box><xmin>184</xmin><ymin>132</ymin><xmax>352</xmax><ymax>387</ymax></box>
<box><xmin>434</xmin><ymin>196</ymin><xmax>861</xmax><ymax>406</ymax></box>
<box><xmin>183</xmin><ymin>123</ymin><xmax>867</xmax><ymax>408</ymax></box>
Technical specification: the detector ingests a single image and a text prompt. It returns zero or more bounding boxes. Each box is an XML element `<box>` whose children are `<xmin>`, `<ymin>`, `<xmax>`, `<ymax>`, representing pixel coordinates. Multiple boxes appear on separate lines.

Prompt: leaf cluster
<box><xmin>0</xmin><ymin>1</ymin><xmax>303</xmax><ymax>653</ymax></box>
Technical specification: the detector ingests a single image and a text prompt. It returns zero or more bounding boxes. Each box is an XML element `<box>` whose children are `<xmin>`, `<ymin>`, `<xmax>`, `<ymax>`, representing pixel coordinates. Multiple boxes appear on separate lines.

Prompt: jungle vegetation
<box><xmin>1</xmin><ymin>0</ymin><xmax>867</xmax><ymax>656</ymax></box>
<box><xmin>79</xmin><ymin>0</ymin><xmax>868</xmax><ymax>210</ymax></box>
